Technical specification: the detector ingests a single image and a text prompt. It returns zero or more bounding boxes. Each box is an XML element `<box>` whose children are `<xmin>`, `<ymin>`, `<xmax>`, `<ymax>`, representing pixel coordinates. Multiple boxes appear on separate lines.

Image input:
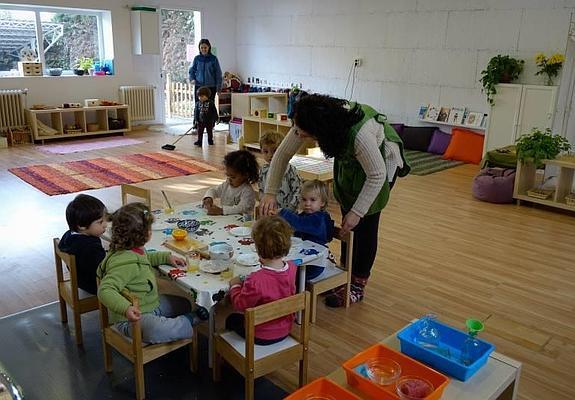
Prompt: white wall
<box><xmin>235</xmin><ymin>0</ymin><xmax>574</xmax><ymax>125</ymax></box>
<box><xmin>0</xmin><ymin>0</ymin><xmax>236</xmax><ymax>123</ymax></box>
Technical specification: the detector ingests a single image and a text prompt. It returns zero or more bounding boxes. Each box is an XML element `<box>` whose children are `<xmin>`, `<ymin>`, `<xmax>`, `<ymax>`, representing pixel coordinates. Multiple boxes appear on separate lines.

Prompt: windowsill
<box><xmin>0</xmin><ymin>74</ymin><xmax>114</xmax><ymax>79</ymax></box>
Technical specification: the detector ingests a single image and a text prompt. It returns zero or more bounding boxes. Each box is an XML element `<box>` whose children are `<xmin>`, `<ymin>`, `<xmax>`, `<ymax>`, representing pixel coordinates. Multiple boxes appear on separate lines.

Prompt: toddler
<box><xmin>279</xmin><ymin>180</ymin><xmax>336</xmax><ymax>280</ymax></box>
<box><xmin>58</xmin><ymin>194</ymin><xmax>108</xmax><ymax>295</ymax></box>
<box><xmin>226</xmin><ymin>216</ymin><xmax>297</xmax><ymax>345</ymax></box>
<box><xmin>203</xmin><ymin>150</ymin><xmax>258</xmax><ymax>215</ymax></box>
<box><xmin>97</xmin><ymin>203</ymin><xmax>202</xmax><ymax>343</ymax></box>
<box><xmin>194</xmin><ymin>86</ymin><xmax>219</xmax><ymax>146</ymax></box>
<box><xmin>258</xmin><ymin>130</ymin><xmax>301</xmax><ymax>210</ymax></box>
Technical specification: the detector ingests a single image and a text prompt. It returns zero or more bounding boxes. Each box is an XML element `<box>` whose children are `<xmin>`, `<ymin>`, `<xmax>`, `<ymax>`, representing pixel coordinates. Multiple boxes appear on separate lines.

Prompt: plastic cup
<box><xmin>186</xmin><ymin>254</ymin><xmax>200</xmax><ymax>273</ymax></box>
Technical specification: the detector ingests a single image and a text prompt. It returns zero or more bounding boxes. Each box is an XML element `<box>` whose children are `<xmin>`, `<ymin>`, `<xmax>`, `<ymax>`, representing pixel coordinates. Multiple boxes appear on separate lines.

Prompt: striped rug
<box><xmin>404</xmin><ymin>149</ymin><xmax>465</xmax><ymax>176</ymax></box>
<box><xmin>9</xmin><ymin>151</ymin><xmax>219</xmax><ymax>195</ymax></box>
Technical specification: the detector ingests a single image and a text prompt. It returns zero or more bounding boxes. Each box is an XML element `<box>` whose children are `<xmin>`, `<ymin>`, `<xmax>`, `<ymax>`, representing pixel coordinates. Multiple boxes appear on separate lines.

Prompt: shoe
<box><xmin>208</xmin><ymin>140</ymin><xmax>214</xmax><ymax>145</ymax></box>
<box><xmin>195</xmin><ymin>306</ymin><xmax>209</xmax><ymax>321</ymax></box>
<box><xmin>193</xmin><ymin>141</ymin><xmax>202</xmax><ymax>147</ymax></box>
<box><xmin>325</xmin><ymin>275</ymin><xmax>368</xmax><ymax>308</ymax></box>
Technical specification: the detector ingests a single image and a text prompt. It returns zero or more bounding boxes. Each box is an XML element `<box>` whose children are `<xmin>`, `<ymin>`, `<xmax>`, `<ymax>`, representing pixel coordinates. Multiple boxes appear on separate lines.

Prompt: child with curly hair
<box><xmin>97</xmin><ymin>203</ymin><xmax>203</xmax><ymax>343</ymax></box>
<box><xmin>225</xmin><ymin>216</ymin><xmax>297</xmax><ymax>345</ymax></box>
<box><xmin>203</xmin><ymin>149</ymin><xmax>259</xmax><ymax>215</ymax></box>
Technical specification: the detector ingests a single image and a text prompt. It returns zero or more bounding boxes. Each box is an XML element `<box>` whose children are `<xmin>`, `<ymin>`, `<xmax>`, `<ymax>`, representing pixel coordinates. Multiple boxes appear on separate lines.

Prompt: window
<box><xmin>0</xmin><ymin>4</ymin><xmax>113</xmax><ymax>76</ymax></box>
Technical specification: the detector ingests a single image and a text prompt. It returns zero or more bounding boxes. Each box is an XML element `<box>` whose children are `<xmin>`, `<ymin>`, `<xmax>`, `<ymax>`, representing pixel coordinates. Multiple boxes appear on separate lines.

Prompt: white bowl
<box><xmin>209</xmin><ymin>242</ymin><xmax>234</xmax><ymax>261</ymax></box>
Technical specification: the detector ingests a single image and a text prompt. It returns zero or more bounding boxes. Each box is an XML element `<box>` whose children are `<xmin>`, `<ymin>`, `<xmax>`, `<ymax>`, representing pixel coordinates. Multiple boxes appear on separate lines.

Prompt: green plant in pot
<box><xmin>74</xmin><ymin>57</ymin><xmax>94</xmax><ymax>75</ymax></box>
<box><xmin>516</xmin><ymin>127</ymin><xmax>571</xmax><ymax>165</ymax></box>
<box><xmin>480</xmin><ymin>55</ymin><xmax>525</xmax><ymax>105</ymax></box>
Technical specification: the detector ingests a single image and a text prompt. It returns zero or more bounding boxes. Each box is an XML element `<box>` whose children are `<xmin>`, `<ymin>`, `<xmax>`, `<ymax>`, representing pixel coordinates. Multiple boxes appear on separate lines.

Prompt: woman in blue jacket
<box><xmin>189</xmin><ymin>39</ymin><xmax>222</xmax><ymax>127</ymax></box>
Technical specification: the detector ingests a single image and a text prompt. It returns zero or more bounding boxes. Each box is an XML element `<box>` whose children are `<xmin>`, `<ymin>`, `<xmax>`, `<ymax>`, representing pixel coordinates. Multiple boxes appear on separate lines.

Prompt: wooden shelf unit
<box><xmin>513</xmin><ymin>155</ymin><xmax>575</xmax><ymax>211</ymax></box>
<box><xmin>239</xmin><ymin>116</ymin><xmax>315</xmax><ymax>155</ymax></box>
<box><xmin>216</xmin><ymin>91</ymin><xmax>231</xmax><ymax>122</ymax></box>
<box><xmin>27</xmin><ymin>105</ymin><xmax>131</xmax><ymax>143</ymax></box>
<box><xmin>231</xmin><ymin>92</ymin><xmax>287</xmax><ymax>119</ymax></box>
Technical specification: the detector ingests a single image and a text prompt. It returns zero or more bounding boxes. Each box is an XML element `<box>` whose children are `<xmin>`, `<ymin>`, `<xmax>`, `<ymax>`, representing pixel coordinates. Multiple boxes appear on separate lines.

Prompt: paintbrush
<box><xmin>161</xmin><ymin>190</ymin><xmax>173</xmax><ymax>211</ymax></box>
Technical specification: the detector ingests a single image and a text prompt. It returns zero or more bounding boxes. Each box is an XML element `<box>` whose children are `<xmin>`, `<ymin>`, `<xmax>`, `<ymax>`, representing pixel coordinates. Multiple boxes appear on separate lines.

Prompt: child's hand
<box><xmin>229</xmin><ymin>276</ymin><xmax>242</xmax><ymax>287</ymax></box>
<box><xmin>125</xmin><ymin>305</ymin><xmax>141</xmax><ymax>322</ymax></box>
<box><xmin>168</xmin><ymin>254</ymin><xmax>187</xmax><ymax>268</ymax></box>
<box><xmin>206</xmin><ymin>204</ymin><xmax>223</xmax><ymax>215</ymax></box>
<box><xmin>202</xmin><ymin>197</ymin><xmax>214</xmax><ymax>208</ymax></box>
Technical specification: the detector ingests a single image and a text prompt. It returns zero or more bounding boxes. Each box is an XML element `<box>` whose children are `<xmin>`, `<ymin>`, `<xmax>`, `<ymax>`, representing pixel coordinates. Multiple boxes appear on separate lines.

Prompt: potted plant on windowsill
<box><xmin>480</xmin><ymin>55</ymin><xmax>525</xmax><ymax>105</ymax></box>
<box><xmin>74</xmin><ymin>57</ymin><xmax>94</xmax><ymax>76</ymax></box>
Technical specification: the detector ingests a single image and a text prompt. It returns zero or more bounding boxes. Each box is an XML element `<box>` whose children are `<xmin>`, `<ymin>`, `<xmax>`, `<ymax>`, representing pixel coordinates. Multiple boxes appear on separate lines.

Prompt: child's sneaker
<box><xmin>195</xmin><ymin>306</ymin><xmax>209</xmax><ymax>321</ymax></box>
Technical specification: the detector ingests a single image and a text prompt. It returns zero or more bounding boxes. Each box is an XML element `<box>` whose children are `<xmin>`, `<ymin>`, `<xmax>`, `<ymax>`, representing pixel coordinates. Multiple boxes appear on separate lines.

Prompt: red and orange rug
<box><xmin>9</xmin><ymin>151</ymin><xmax>219</xmax><ymax>195</ymax></box>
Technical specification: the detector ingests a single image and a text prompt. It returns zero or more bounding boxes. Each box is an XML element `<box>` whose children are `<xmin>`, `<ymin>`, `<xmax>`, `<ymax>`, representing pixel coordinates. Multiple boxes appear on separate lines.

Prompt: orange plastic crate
<box><xmin>342</xmin><ymin>344</ymin><xmax>450</xmax><ymax>400</ymax></box>
<box><xmin>284</xmin><ymin>377</ymin><xmax>361</xmax><ymax>399</ymax></box>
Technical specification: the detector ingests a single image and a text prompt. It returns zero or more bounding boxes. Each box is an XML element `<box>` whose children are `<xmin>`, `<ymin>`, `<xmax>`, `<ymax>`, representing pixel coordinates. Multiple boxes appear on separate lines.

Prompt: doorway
<box><xmin>160</xmin><ymin>8</ymin><xmax>201</xmax><ymax>126</ymax></box>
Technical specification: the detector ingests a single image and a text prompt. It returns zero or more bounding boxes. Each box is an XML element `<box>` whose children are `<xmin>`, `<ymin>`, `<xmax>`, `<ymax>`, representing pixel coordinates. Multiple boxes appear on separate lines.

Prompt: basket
<box><xmin>526</xmin><ymin>188</ymin><xmax>554</xmax><ymax>200</ymax></box>
<box><xmin>64</xmin><ymin>128</ymin><xmax>83</xmax><ymax>135</ymax></box>
<box><xmin>284</xmin><ymin>377</ymin><xmax>361</xmax><ymax>399</ymax></box>
<box><xmin>565</xmin><ymin>193</ymin><xmax>575</xmax><ymax>208</ymax></box>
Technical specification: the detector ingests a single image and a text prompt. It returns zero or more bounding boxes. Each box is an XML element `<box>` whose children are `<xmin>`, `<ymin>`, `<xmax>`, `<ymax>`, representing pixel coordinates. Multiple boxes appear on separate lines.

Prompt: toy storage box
<box><xmin>18</xmin><ymin>62</ymin><xmax>42</xmax><ymax>76</ymax></box>
<box><xmin>342</xmin><ymin>343</ymin><xmax>449</xmax><ymax>399</ymax></box>
<box><xmin>397</xmin><ymin>319</ymin><xmax>495</xmax><ymax>381</ymax></box>
<box><xmin>284</xmin><ymin>377</ymin><xmax>361</xmax><ymax>400</ymax></box>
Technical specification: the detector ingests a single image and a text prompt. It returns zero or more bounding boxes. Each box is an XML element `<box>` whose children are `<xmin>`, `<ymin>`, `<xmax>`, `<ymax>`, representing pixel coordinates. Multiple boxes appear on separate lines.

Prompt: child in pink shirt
<box><xmin>226</xmin><ymin>216</ymin><xmax>297</xmax><ymax>345</ymax></box>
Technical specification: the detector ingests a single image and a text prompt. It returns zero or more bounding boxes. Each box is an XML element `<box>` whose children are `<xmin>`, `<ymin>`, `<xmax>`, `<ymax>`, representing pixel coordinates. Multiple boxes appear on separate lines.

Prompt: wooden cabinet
<box><xmin>513</xmin><ymin>155</ymin><xmax>575</xmax><ymax>211</ymax></box>
<box><xmin>27</xmin><ymin>105</ymin><xmax>131</xmax><ymax>144</ymax></box>
<box><xmin>484</xmin><ymin>84</ymin><xmax>557</xmax><ymax>155</ymax></box>
<box><xmin>216</xmin><ymin>91</ymin><xmax>231</xmax><ymax>122</ymax></box>
<box><xmin>231</xmin><ymin>92</ymin><xmax>287</xmax><ymax>119</ymax></box>
<box><xmin>239</xmin><ymin>116</ymin><xmax>315</xmax><ymax>155</ymax></box>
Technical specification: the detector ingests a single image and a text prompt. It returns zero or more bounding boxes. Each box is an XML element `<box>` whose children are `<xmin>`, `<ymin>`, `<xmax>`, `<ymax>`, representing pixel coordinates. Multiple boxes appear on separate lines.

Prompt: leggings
<box><xmin>341</xmin><ymin>209</ymin><xmax>381</xmax><ymax>279</ymax></box>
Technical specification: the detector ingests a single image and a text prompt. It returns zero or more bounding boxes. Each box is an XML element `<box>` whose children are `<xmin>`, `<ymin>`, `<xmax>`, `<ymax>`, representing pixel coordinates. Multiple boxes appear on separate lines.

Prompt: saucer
<box><xmin>235</xmin><ymin>253</ymin><xmax>259</xmax><ymax>266</ymax></box>
<box><xmin>229</xmin><ymin>227</ymin><xmax>251</xmax><ymax>237</ymax></box>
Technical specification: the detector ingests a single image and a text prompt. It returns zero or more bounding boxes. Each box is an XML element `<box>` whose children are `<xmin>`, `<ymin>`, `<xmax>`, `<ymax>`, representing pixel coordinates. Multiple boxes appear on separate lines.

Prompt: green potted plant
<box><xmin>480</xmin><ymin>55</ymin><xmax>525</xmax><ymax>105</ymax></box>
<box><xmin>516</xmin><ymin>127</ymin><xmax>571</xmax><ymax>165</ymax></box>
<box><xmin>74</xmin><ymin>57</ymin><xmax>94</xmax><ymax>75</ymax></box>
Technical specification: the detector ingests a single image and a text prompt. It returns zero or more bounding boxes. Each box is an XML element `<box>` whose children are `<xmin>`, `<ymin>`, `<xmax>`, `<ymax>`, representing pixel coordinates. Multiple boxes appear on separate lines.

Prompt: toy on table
<box><xmin>460</xmin><ymin>318</ymin><xmax>484</xmax><ymax>366</ymax></box>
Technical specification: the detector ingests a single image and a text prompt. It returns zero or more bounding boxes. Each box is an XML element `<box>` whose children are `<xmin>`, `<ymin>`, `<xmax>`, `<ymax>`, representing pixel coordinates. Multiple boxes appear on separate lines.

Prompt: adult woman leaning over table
<box><xmin>259</xmin><ymin>94</ymin><xmax>410</xmax><ymax>307</ymax></box>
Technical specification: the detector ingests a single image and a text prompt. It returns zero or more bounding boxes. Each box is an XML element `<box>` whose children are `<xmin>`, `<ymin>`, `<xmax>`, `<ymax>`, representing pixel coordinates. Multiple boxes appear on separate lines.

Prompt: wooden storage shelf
<box><xmin>239</xmin><ymin>116</ymin><xmax>315</xmax><ymax>155</ymax></box>
<box><xmin>231</xmin><ymin>92</ymin><xmax>288</xmax><ymax>119</ymax></box>
<box><xmin>417</xmin><ymin>118</ymin><xmax>486</xmax><ymax>131</ymax></box>
<box><xmin>216</xmin><ymin>92</ymin><xmax>232</xmax><ymax>122</ymax></box>
<box><xmin>27</xmin><ymin>105</ymin><xmax>131</xmax><ymax>144</ymax></box>
<box><xmin>513</xmin><ymin>155</ymin><xmax>575</xmax><ymax>212</ymax></box>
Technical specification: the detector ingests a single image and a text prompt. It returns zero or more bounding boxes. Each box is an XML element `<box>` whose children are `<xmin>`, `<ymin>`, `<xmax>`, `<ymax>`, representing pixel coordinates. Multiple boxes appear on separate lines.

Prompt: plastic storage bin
<box><xmin>397</xmin><ymin>318</ymin><xmax>495</xmax><ymax>381</ymax></box>
<box><xmin>342</xmin><ymin>344</ymin><xmax>449</xmax><ymax>400</ymax></box>
<box><xmin>284</xmin><ymin>377</ymin><xmax>361</xmax><ymax>400</ymax></box>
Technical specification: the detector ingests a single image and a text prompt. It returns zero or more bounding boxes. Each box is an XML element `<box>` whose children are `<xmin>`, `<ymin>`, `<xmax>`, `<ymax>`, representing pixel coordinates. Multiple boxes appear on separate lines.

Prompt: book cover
<box><xmin>448</xmin><ymin>107</ymin><xmax>465</xmax><ymax>125</ymax></box>
<box><xmin>464</xmin><ymin>111</ymin><xmax>483</xmax><ymax>127</ymax></box>
<box><xmin>437</xmin><ymin>107</ymin><xmax>450</xmax><ymax>122</ymax></box>
<box><xmin>425</xmin><ymin>105</ymin><xmax>439</xmax><ymax>121</ymax></box>
<box><xmin>418</xmin><ymin>104</ymin><xmax>429</xmax><ymax>119</ymax></box>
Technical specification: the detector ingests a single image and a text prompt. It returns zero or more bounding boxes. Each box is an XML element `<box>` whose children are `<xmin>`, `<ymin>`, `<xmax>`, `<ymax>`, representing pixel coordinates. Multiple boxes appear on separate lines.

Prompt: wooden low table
<box><xmin>327</xmin><ymin>325</ymin><xmax>522</xmax><ymax>400</ymax></box>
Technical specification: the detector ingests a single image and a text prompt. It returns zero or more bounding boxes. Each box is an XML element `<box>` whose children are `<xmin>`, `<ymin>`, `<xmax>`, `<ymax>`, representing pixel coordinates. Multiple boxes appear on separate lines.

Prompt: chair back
<box><xmin>121</xmin><ymin>184</ymin><xmax>151</xmax><ymax>207</ymax></box>
<box><xmin>54</xmin><ymin>238</ymin><xmax>79</xmax><ymax>302</ymax></box>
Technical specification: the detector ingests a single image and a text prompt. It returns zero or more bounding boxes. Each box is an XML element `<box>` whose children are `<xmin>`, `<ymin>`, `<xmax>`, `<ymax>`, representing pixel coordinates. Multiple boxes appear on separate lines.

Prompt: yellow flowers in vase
<box><xmin>535</xmin><ymin>53</ymin><xmax>565</xmax><ymax>85</ymax></box>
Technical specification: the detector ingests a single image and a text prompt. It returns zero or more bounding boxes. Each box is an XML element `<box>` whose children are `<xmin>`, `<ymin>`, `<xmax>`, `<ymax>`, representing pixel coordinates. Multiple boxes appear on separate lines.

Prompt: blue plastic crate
<box><xmin>397</xmin><ymin>318</ymin><xmax>495</xmax><ymax>381</ymax></box>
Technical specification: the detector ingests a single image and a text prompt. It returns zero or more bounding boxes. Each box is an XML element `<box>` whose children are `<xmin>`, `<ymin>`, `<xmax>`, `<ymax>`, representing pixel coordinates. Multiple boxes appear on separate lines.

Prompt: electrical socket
<box><xmin>354</xmin><ymin>58</ymin><xmax>362</xmax><ymax>67</ymax></box>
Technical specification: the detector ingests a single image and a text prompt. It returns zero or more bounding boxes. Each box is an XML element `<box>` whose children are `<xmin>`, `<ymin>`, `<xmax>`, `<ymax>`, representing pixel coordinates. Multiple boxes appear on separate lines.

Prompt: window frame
<box><xmin>0</xmin><ymin>3</ymin><xmax>110</xmax><ymax>77</ymax></box>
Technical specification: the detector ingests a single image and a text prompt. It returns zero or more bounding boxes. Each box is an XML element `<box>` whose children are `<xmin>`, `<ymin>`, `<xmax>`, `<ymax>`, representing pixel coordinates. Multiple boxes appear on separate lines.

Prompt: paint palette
<box><xmin>229</xmin><ymin>227</ymin><xmax>251</xmax><ymax>237</ymax></box>
<box><xmin>177</xmin><ymin>219</ymin><xmax>200</xmax><ymax>233</ymax></box>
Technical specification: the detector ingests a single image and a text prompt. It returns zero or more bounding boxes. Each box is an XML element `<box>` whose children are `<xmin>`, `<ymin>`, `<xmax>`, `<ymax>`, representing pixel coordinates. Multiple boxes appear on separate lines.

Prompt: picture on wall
<box><xmin>425</xmin><ymin>106</ymin><xmax>440</xmax><ymax>121</ymax></box>
<box><xmin>448</xmin><ymin>107</ymin><xmax>466</xmax><ymax>125</ymax></box>
<box><xmin>418</xmin><ymin>105</ymin><xmax>429</xmax><ymax>119</ymax></box>
<box><xmin>464</xmin><ymin>111</ymin><xmax>483</xmax><ymax>127</ymax></box>
<box><xmin>437</xmin><ymin>107</ymin><xmax>450</xmax><ymax>122</ymax></box>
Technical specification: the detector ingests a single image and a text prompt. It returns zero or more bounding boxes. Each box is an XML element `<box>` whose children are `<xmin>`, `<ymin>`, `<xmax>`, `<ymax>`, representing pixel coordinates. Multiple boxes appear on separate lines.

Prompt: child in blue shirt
<box><xmin>279</xmin><ymin>180</ymin><xmax>336</xmax><ymax>279</ymax></box>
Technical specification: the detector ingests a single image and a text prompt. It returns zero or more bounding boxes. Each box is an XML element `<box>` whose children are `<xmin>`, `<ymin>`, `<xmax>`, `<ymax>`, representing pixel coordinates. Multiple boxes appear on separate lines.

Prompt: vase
<box><xmin>546</xmin><ymin>76</ymin><xmax>554</xmax><ymax>86</ymax></box>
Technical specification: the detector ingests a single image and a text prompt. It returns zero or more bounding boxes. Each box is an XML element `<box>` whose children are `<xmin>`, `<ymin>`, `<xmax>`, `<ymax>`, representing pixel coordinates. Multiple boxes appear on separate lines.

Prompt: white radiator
<box><xmin>119</xmin><ymin>85</ymin><xmax>155</xmax><ymax>122</ymax></box>
<box><xmin>0</xmin><ymin>89</ymin><xmax>27</xmax><ymax>133</ymax></box>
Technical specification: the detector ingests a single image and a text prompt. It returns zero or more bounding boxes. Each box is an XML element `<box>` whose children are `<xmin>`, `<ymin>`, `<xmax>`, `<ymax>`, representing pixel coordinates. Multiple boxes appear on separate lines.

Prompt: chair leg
<box><xmin>212</xmin><ymin>344</ymin><xmax>221</xmax><ymax>382</ymax></box>
<box><xmin>134</xmin><ymin>357</ymin><xmax>145</xmax><ymax>400</ymax></box>
<box><xmin>190</xmin><ymin>330</ymin><xmax>198</xmax><ymax>373</ymax></box>
<box><xmin>102</xmin><ymin>334</ymin><xmax>113</xmax><ymax>373</ymax></box>
<box><xmin>245</xmin><ymin>374</ymin><xmax>254</xmax><ymax>400</ymax></box>
<box><xmin>73</xmin><ymin>310</ymin><xmax>83</xmax><ymax>346</ymax></box>
<box><xmin>309</xmin><ymin>288</ymin><xmax>318</xmax><ymax>324</ymax></box>
<box><xmin>58</xmin><ymin>296</ymin><xmax>68</xmax><ymax>324</ymax></box>
<box><xmin>299</xmin><ymin>348</ymin><xmax>309</xmax><ymax>387</ymax></box>
<box><xmin>344</xmin><ymin>281</ymin><xmax>351</xmax><ymax>308</ymax></box>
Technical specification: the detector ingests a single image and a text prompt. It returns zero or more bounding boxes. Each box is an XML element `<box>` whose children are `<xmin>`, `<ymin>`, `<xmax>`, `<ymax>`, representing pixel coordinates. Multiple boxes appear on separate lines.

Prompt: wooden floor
<box><xmin>1</xmin><ymin>128</ymin><xmax>574</xmax><ymax>399</ymax></box>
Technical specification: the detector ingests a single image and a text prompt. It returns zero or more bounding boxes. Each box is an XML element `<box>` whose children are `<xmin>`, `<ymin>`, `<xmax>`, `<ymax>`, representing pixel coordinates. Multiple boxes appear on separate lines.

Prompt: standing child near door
<box><xmin>58</xmin><ymin>194</ymin><xmax>108</xmax><ymax>295</ymax></box>
<box><xmin>194</xmin><ymin>86</ymin><xmax>219</xmax><ymax>146</ymax></box>
<box><xmin>226</xmin><ymin>216</ymin><xmax>297</xmax><ymax>345</ymax></box>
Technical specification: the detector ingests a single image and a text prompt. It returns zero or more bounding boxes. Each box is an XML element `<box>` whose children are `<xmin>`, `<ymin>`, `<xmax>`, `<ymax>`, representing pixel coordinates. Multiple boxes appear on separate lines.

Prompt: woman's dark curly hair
<box><xmin>109</xmin><ymin>203</ymin><xmax>154</xmax><ymax>252</ymax></box>
<box><xmin>293</xmin><ymin>94</ymin><xmax>364</xmax><ymax>158</ymax></box>
<box><xmin>224</xmin><ymin>150</ymin><xmax>259</xmax><ymax>184</ymax></box>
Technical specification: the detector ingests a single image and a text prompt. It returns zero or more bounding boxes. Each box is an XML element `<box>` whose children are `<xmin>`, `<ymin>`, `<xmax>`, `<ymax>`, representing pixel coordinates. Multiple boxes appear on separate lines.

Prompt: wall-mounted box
<box><xmin>131</xmin><ymin>9</ymin><xmax>160</xmax><ymax>55</ymax></box>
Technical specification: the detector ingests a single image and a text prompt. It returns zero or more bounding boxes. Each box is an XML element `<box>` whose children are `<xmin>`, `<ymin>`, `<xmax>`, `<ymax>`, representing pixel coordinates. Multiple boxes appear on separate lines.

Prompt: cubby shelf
<box><xmin>27</xmin><ymin>105</ymin><xmax>131</xmax><ymax>144</ymax></box>
<box><xmin>239</xmin><ymin>116</ymin><xmax>315</xmax><ymax>155</ymax></box>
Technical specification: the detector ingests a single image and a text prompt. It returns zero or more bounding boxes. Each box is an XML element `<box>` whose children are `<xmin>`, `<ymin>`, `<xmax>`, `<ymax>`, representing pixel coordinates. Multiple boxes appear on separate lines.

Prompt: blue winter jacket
<box><xmin>279</xmin><ymin>209</ymin><xmax>335</xmax><ymax>246</ymax></box>
<box><xmin>189</xmin><ymin>53</ymin><xmax>222</xmax><ymax>90</ymax></box>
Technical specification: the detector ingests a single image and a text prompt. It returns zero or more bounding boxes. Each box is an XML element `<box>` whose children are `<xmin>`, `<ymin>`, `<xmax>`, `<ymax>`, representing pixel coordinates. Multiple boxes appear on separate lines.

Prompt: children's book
<box><xmin>448</xmin><ymin>107</ymin><xmax>465</xmax><ymax>125</ymax></box>
<box><xmin>437</xmin><ymin>107</ymin><xmax>450</xmax><ymax>122</ymax></box>
<box><xmin>425</xmin><ymin>106</ymin><xmax>440</xmax><ymax>121</ymax></box>
<box><xmin>418</xmin><ymin>104</ymin><xmax>429</xmax><ymax>119</ymax></box>
<box><xmin>464</xmin><ymin>111</ymin><xmax>483</xmax><ymax>127</ymax></box>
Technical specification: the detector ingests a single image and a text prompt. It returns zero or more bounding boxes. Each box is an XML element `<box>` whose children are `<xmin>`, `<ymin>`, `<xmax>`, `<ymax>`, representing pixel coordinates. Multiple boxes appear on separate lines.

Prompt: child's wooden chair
<box><xmin>306</xmin><ymin>230</ymin><xmax>354</xmax><ymax>323</ymax></box>
<box><xmin>53</xmin><ymin>238</ymin><xmax>99</xmax><ymax>346</ymax></box>
<box><xmin>121</xmin><ymin>184</ymin><xmax>151</xmax><ymax>207</ymax></box>
<box><xmin>98</xmin><ymin>285</ymin><xmax>198</xmax><ymax>400</ymax></box>
<box><xmin>213</xmin><ymin>291</ymin><xmax>310</xmax><ymax>400</ymax></box>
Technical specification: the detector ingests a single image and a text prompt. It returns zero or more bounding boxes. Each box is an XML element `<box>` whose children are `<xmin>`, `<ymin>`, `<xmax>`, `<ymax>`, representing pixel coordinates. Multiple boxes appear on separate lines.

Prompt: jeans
<box><xmin>114</xmin><ymin>294</ymin><xmax>193</xmax><ymax>344</ymax></box>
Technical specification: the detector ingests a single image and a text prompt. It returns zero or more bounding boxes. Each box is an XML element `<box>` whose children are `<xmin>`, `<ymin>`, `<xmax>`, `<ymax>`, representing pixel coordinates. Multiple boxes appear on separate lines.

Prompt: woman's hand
<box><xmin>125</xmin><ymin>305</ymin><xmax>141</xmax><ymax>322</ymax></box>
<box><xmin>168</xmin><ymin>254</ymin><xmax>187</xmax><ymax>268</ymax></box>
<box><xmin>340</xmin><ymin>210</ymin><xmax>361</xmax><ymax>238</ymax></box>
<box><xmin>259</xmin><ymin>194</ymin><xmax>278</xmax><ymax>216</ymax></box>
